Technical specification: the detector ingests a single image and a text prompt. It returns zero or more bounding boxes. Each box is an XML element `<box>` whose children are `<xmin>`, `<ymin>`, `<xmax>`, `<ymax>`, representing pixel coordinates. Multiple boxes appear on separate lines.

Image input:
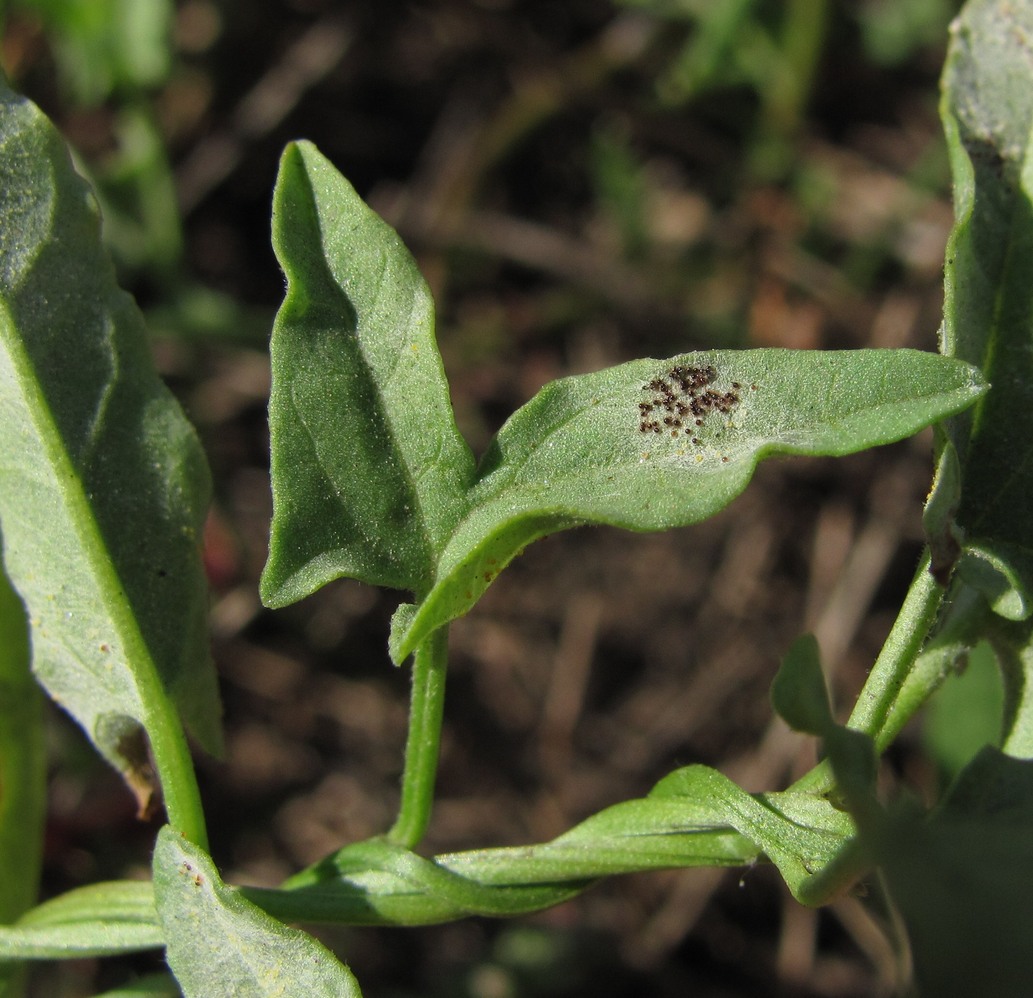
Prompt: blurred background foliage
<box><xmin>2</xmin><ymin>2</ymin><xmax>1005</xmax><ymax>996</ymax></box>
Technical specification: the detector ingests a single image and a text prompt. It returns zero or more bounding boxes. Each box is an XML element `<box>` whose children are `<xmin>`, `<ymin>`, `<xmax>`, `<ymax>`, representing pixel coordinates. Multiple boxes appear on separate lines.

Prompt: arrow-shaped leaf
<box><xmin>261</xmin><ymin>141</ymin><xmax>475</xmax><ymax>609</ymax></box>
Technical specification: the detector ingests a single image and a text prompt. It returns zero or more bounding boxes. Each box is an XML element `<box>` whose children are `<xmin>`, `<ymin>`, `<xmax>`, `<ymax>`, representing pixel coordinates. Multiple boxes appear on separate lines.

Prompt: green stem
<box><xmin>846</xmin><ymin>551</ymin><xmax>944</xmax><ymax>744</ymax></box>
<box><xmin>0</xmin><ymin>561</ymin><xmax>45</xmax><ymax>997</ymax></box>
<box><xmin>387</xmin><ymin>627</ymin><xmax>449</xmax><ymax>849</ymax></box>
<box><xmin>93</xmin><ymin>554</ymin><xmax>207</xmax><ymax>849</ymax></box>
<box><xmin>146</xmin><ymin>695</ymin><xmax>209</xmax><ymax>851</ymax></box>
<box><xmin>793</xmin><ymin>553</ymin><xmax>945</xmax><ymax>794</ymax></box>
<box><xmin>0</xmin><ymin>563</ymin><xmax>44</xmax><ymax>926</ymax></box>
<box><xmin>751</xmin><ymin>0</ymin><xmax>829</xmax><ymax>179</ymax></box>
<box><xmin>774</xmin><ymin>0</ymin><xmax>829</xmax><ymax>130</ymax></box>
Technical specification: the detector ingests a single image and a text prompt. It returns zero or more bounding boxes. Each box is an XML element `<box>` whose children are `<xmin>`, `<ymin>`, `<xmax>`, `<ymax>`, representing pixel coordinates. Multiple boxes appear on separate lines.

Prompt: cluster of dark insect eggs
<box><xmin>638</xmin><ymin>364</ymin><xmax>742</xmax><ymax>440</ymax></box>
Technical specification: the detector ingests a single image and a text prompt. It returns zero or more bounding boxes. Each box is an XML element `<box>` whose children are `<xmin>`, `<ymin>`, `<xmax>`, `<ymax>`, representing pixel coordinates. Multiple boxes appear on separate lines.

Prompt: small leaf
<box><xmin>770</xmin><ymin>634</ymin><xmax>878</xmax><ymax>817</ymax></box>
<box><xmin>959</xmin><ymin>543</ymin><xmax>1033</xmax><ymax>620</ymax></box>
<box><xmin>391</xmin><ymin>348</ymin><xmax>984</xmax><ymax>661</ymax></box>
<box><xmin>0</xmin><ymin>82</ymin><xmax>220</xmax><ymax>805</ymax></box>
<box><xmin>261</xmin><ymin>141</ymin><xmax>475</xmax><ymax>609</ymax></box>
<box><xmin>940</xmin><ymin>0</ymin><xmax>1033</xmax><ymax>619</ymax></box>
<box><xmin>771</xmin><ymin>634</ymin><xmax>834</xmax><ymax>736</ymax></box>
<box><xmin>153</xmin><ymin>826</ymin><xmax>363</xmax><ymax>997</ymax></box>
<box><xmin>0</xmin><ymin>881</ymin><xmax>162</xmax><ymax>960</ymax></box>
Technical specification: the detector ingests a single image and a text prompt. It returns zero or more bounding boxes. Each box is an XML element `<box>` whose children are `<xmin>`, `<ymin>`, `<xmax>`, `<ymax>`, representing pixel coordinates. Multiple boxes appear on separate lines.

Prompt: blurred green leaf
<box><xmin>91</xmin><ymin>105</ymin><xmax>183</xmax><ymax>278</ymax></box>
<box><xmin>923</xmin><ymin>640</ymin><xmax>1003</xmax><ymax>778</ymax></box>
<box><xmin>153</xmin><ymin>827</ymin><xmax>363</xmax><ymax>998</ymax></box>
<box><xmin>93</xmin><ymin>974</ymin><xmax>181</xmax><ymax>998</ymax></box>
<box><xmin>614</xmin><ymin>0</ymin><xmax>760</xmax><ymax>101</ymax></box>
<box><xmin>12</xmin><ymin>0</ymin><xmax>173</xmax><ymax>104</ymax></box>
<box><xmin>591</xmin><ymin>121</ymin><xmax>650</xmax><ymax>259</ymax></box>
<box><xmin>876</xmin><ymin>749</ymin><xmax>1033</xmax><ymax>997</ymax></box>
<box><xmin>0</xmin><ymin>881</ymin><xmax>161</xmax><ymax>960</ymax></box>
<box><xmin>856</xmin><ymin>0</ymin><xmax>958</xmax><ymax>66</ymax></box>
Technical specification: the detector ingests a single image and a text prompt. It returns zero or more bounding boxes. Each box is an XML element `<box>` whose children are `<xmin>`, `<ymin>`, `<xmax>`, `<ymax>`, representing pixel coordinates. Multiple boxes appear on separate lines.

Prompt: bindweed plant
<box><xmin>2</xmin><ymin>0</ymin><xmax>1033</xmax><ymax>994</ymax></box>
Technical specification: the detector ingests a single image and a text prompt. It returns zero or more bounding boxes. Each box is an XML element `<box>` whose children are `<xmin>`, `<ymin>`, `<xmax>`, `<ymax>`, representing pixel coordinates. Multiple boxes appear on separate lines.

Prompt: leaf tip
<box><xmin>771</xmin><ymin>634</ymin><xmax>834</xmax><ymax>737</ymax></box>
<box><xmin>388</xmin><ymin>603</ymin><xmax>419</xmax><ymax>665</ymax></box>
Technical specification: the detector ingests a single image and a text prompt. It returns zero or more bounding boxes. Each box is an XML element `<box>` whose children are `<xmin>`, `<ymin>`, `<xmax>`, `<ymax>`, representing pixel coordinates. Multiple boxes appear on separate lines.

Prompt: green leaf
<box><xmin>257</xmin><ymin>146</ymin><xmax>983</xmax><ymax>662</ymax></box>
<box><xmin>152</xmin><ymin>827</ymin><xmax>363</xmax><ymax>998</ymax></box>
<box><xmin>261</xmin><ymin>141</ymin><xmax>475</xmax><ymax>608</ymax></box>
<box><xmin>771</xmin><ymin>634</ymin><xmax>834</xmax><ymax>736</ymax></box>
<box><xmin>771</xmin><ymin>635</ymin><xmax>877</xmax><ymax>818</ymax></box>
<box><xmin>821</xmin><ymin>726</ymin><xmax>878</xmax><ymax>822</ymax></box>
<box><xmin>260</xmin><ymin>837</ymin><xmax>589</xmax><ymax>927</ymax></box>
<box><xmin>939</xmin><ymin>743</ymin><xmax>1033</xmax><ymax>821</ymax></box>
<box><xmin>266</xmin><ymin>766</ymin><xmax>855</xmax><ymax>924</ymax></box>
<box><xmin>269</xmin><ymin>805</ymin><xmax>743</xmax><ymax>926</ymax></box>
<box><xmin>0</xmin><ymin>881</ymin><xmax>162</xmax><ymax>960</ymax></box>
<box><xmin>391</xmin><ymin>348</ymin><xmax>985</xmax><ymax>661</ymax></box>
<box><xmin>0</xmin><ymin>80</ymin><xmax>218</xmax><ymax>835</ymax></box>
<box><xmin>940</xmin><ymin>0</ymin><xmax>1033</xmax><ymax>620</ymax></box>
<box><xmin>649</xmin><ymin>767</ymin><xmax>856</xmax><ymax>903</ymax></box>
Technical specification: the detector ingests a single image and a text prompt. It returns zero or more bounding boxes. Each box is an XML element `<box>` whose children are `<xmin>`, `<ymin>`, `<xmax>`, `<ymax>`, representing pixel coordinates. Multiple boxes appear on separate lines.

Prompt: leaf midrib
<box><xmin>0</xmin><ymin>298</ymin><xmax>157</xmax><ymax>723</ymax></box>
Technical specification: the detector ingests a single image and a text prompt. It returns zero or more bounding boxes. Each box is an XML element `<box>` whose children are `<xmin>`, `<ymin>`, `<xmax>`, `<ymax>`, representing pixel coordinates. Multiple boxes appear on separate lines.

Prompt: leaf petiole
<box><xmin>387</xmin><ymin>627</ymin><xmax>450</xmax><ymax>848</ymax></box>
<box><xmin>792</xmin><ymin>553</ymin><xmax>946</xmax><ymax>795</ymax></box>
<box><xmin>845</xmin><ymin>552</ymin><xmax>945</xmax><ymax>750</ymax></box>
